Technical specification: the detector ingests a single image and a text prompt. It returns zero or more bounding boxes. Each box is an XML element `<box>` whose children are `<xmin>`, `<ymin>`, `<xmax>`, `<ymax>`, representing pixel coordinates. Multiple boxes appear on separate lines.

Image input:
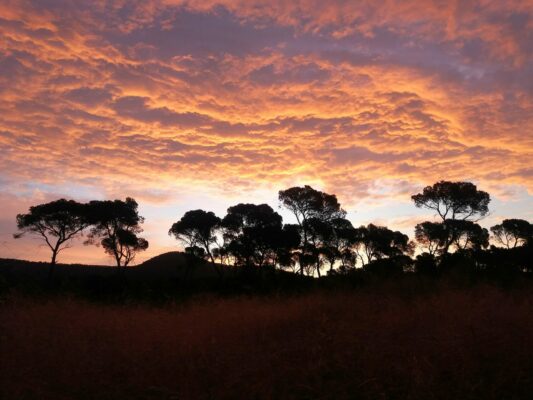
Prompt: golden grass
<box><xmin>1</xmin><ymin>286</ymin><xmax>532</xmax><ymax>399</ymax></box>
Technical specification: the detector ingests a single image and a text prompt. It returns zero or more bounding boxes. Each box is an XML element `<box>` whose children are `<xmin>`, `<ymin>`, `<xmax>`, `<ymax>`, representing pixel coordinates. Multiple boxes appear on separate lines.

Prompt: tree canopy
<box><xmin>221</xmin><ymin>203</ymin><xmax>284</xmax><ymax>268</ymax></box>
<box><xmin>169</xmin><ymin>209</ymin><xmax>221</xmax><ymax>263</ymax></box>
<box><xmin>279</xmin><ymin>185</ymin><xmax>346</xmax><ymax>275</ymax></box>
<box><xmin>490</xmin><ymin>219</ymin><xmax>532</xmax><ymax>249</ymax></box>
<box><xmin>14</xmin><ymin>199</ymin><xmax>89</xmax><ymax>279</ymax></box>
<box><xmin>412</xmin><ymin>181</ymin><xmax>491</xmax><ymax>254</ymax></box>
<box><xmin>412</xmin><ymin>181</ymin><xmax>490</xmax><ymax>221</ymax></box>
<box><xmin>354</xmin><ymin>224</ymin><xmax>413</xmax><ymax>265</ymax></box>
<box><xmin>414</xmin><ymin>221</ymin><xmax>448</xmax><ymax>255</ymax></box>
<box><xmin>86</xmin><ymin>198</ymin><xmax>148</xmax><ymax>267</ymax></box>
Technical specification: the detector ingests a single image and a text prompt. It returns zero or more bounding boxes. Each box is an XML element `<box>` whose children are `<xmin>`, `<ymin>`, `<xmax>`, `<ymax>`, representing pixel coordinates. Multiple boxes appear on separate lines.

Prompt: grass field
<box><xmin>1</xmin><ymin>284</ymin><xmax>532</xmax><ymax>400</ymax></box>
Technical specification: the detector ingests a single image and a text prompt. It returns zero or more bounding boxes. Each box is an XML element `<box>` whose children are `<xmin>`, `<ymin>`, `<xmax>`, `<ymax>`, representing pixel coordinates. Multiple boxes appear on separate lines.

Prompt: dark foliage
<box><xmin>14</xmin><ymin>199</ymin><xmax>89</xmax><ymax>280</ymax></box>
<box><xmin>490</xmin><ymin>219</ymin><xmax>532</xmax><ymax>248</ymax></box>
<box><xmin>85</xmin><ymin>198</ymin><xmax>148</xmax><ymax>267</ymax></box>
<box><xmin>279</xmin><ymin>185</ymin><xmax>346</xmax><ymax>275</ymax></box>
<box><xmin>169</xmin><ymin>209</ymin><xmax>221</xmax><ymax>263</ymax></box>
<box><xmin>411</xmin><ymin>180</ymin><xmax>490</xmax><ymax>221</ymax></box>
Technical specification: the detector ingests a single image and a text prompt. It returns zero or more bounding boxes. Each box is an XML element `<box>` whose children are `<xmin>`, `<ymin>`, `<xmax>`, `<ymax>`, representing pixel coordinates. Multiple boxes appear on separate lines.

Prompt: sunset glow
<box><xmin>1</xmin><ymin>0</ymin><xmax>532</xmax><ymax>264</ymax></box>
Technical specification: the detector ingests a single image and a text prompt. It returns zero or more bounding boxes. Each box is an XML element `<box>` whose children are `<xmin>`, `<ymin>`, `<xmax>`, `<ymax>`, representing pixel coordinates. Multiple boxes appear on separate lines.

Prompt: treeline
<box><xmin>14</xmin><ymin>181</ymin><xmax>533</xmax><ymax>280</ymax></box>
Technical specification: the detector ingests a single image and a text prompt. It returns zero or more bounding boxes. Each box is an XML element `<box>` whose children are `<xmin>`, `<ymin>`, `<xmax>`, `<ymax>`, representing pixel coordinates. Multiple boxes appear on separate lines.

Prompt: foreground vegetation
<box><xmin>1</xmin><ymin>282</ymin><xmax>533</xmax><ymax>400</ymax></box>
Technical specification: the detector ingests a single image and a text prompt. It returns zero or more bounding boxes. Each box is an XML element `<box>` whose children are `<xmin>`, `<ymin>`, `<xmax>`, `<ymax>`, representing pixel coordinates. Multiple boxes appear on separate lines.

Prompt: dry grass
<box><xmin>1</xmin><ymin>285</ymin><xmax>532</xmax><ymax>399</ymax></box>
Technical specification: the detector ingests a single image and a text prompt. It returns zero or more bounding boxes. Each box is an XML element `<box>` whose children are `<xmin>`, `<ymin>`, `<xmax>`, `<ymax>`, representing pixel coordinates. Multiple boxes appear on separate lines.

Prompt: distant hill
<box><xmin>0</xmin><ymin>252</ymin><xmax>226</xmax><ymax>282</ymax></box>
<box><xmin>0</xmin><ymin>257</ymin><xmax>116</xmax><ymax>280</ymax></box>
<box><xmin>133</xmin><ymin>251</ymin><xmax>227</xmax><ymax>280</ymax></box>
<box><xmin>0</xmin><ymin>253</ymin><xmax>311</xmax><ymax>300</ymax></box>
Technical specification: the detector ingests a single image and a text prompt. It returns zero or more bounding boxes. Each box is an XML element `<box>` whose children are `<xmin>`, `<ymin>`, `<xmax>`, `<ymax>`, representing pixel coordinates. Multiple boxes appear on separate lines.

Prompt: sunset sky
<box><xmin>1</xmin><ymin>0</ymin><xmax>532</xmax><ymax>265</ymax></box>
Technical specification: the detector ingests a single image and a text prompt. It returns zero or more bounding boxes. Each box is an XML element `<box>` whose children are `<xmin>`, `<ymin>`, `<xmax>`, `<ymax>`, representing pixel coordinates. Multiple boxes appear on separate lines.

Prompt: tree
<box><xmin>412</xmin><ymin>181</ymin><xmax>490</xmax><ymax>221</ymax></box>
<box><xmin>412</xmin><ymin>181</ymin><xmax>490</xmax><ymax>253</ymax></box>
<box><xmin>327</xmin><ymin>217</ymin><xmax>357</xmax><ymax>271</ymax></box>
<box><xmin>101</xmin><ymin>228</ymin><xmax>149</xmax><ymax>267</ymax></box>
<box><xmin>86</xmin><ymin>198</ymin><xmax>148</xmax><ymax>268</ymax></box>
<box><xmin>353</xmin><ymin>224</ymin><xmax>412</xmax><ymax>265</ymax></box>
<box><xmin>446</xmin><ymin>220</ymin><xmax>489</xmax><ymax>251</ymax></box>
<box><xmin>221</xmin><ymin>203</ymin><xmax>284</xmax><ymax>268</ymax></box>
<box><xmin>414</xmin><ymin>221</ymin><xmax>448</xmax><ymax>255</ymax></box>
<box><xmin>490</xmin><ymin>219</ymin><xmax>532</xmax><ymax>248</ymax></box>
<box><xmin>274</xmin><ymin>224</ymin><xmax>301</xmax><ymax>271</ymax></box>
<box><xmin>168</xmin><ymin>210</ymin><xmax>221</xmax><ymax>263</ymax></box>
<box><xmin>279</xmin><ymin>185</ymin><xmax>346</xmax><ymax>275</ymax></box>
<box><xmin>415</xmin><ymin>219</ymin><xmax>488</xmax><ymax>255</ymax></box>
<box><xmin>305</xmin><ymin>217</ymin><xmax>355</xmax><ymax>275</ymax></box>
<box><xmin>14</xmin><ymin>199</ymin><xmax>88</xmax><ymax>280</ymax></box>
<box><xmin>304</xmin><ymin>217</ymin><xmax>330</xmax><ymax>277</ymax></box>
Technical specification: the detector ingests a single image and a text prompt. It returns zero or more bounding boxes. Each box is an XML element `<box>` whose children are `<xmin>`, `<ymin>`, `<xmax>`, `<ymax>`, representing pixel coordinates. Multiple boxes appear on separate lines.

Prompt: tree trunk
<box><xmin>48</xmin><ymin>250</ymin><xmax>58</xmax><ymax>283</ymax></box>
<box><xmin>298</xmin><ymin>253</ymin><xmax>305</xmax><ymax>276</ymax></box>
<box><xmin>114</xmin><ymin>246</ymin><xmax>122</xmax><ymax>268</ymax></box>
<box><xmin>301</xmin><ymin>224</ymin><xmax>307</xmax><ymax>276</ymax></box>
<box><xmin>315</xmin><ymin>253</ymin><xmax>321</xmax><ymax>277</ymax></box>
<box><xmin>443</xmin><ymin>233</ymin><xmax>452</xmax><ymax>254</ymax></box>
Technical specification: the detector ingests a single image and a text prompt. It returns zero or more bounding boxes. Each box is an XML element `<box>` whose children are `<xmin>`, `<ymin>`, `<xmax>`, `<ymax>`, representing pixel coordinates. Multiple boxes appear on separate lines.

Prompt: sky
<box><xmin>0</xmin><ymin>0</ymin><xmax>532</xmax><ymax>265</ymax></box>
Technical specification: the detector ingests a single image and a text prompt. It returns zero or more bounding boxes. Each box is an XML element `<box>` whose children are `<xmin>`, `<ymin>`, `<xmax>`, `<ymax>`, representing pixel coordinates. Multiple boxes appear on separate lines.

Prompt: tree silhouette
<box><xmin>415</xmin><ymin>219</ymin><xmax>488</xmax><ymax>255</ymax></box>
<box><xmin>490</xmin><ymin>219</ymin><xmax>532</xmax><ymax>248</ymax></box>
<box><xmin>274</xmin><ymin>224</ymin><xmax>301</xmax><ymax>271</ymax></box>
<box><xmin>14</xmin><ymin>199</ymin><xmax>88</xmax><ymax>280</ymax></box>
<box><xmin>304</xmin><ymin>218</ymin><xmax>330</xmax><ymax>276</ymax></box>
<box><xmin>414</xmin><ymin>221</ymin><xmax>449</xmax><ymax>255</ymax></box>
<box><xmin>412</xmin><ymin>181</ymin><xmax>490</xmax><ymax>221</ymax></box>
<box><xmin>326</xmin><ymin>218</ymin><xmax>356</xmax><ymax>272</ymax></box>
<box><xmin>86</xmin><ymin>198</ymin><xmax>148</xmax><ymax>268</ymax></box>
<box><xmin>279</xmin><ymin>185</ymin><xmax>346</xmax><ymax>275</ymax></box>
<box><xmin>101</xmin><ymin>228</ymin><xmax>149</xmax><ymax>267</ymax></box>
<box><xmin>354</xmin><ymin>224</ymin><xmax>412</xmax><ymax>265</ymax></box>
<box><xmin>221</xmin><ymin>203</ymin><xmax>284</xmax><ymax>268</ymax></box>
<box><xmin>305</xmin><ymin>217</ymin><xmax>355</xmax><ymax>275</ymax></box>
<box><xmin>412</xmin><ymin>181</ymin><xmax>490</xmax><ymax>253</ymax></box>
<box><xmin>169</xmin><ymin>210</ymin><xmax>221</xmax><ymax>264</ymax></box>
<box><xmin>446</xmin><ymin>220</ymin><xmax>489</xmax><ymax>251</ymax></box>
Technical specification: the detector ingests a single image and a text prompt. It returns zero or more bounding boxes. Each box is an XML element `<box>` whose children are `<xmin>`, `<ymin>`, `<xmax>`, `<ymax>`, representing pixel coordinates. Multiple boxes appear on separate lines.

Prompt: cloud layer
<box><xmin>0</xmin><ymin>0</ymin><xmax>532</xmax><ymax>263</ymax></box>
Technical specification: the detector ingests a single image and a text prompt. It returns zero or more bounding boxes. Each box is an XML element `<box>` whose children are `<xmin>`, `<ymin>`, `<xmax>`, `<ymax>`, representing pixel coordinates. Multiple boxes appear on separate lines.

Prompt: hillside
<box><xmin>134</xmin><ymin>252</ymin><xmax>225</xmax><ymax>280</ymax></box>
<box><xmin>0</xmin><ymin>252</ymin><xmax>224</xmax><ymax>282</ymax></box>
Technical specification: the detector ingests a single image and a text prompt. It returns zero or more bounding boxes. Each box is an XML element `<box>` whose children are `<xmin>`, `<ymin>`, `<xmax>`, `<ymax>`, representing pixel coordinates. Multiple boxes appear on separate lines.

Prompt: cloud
<box><xmin>329</xmin><ymin>146</ymin><xmax>406</xmax><ymax>165</ymax></box>
<box><xmin>111</xmin><ymin>96</ymin><xmax>214</xmax><ymax>127</ymax></box>
<box><xmin>102</xmin><ymin>7</ymin><xmax>293</xmax><ymax>59</ymax></box>
<box><xmin>249</xmin><ymin>62</ymin><xmax>331</xmax><ymax>86</ymax></box>
<box><xmin>64</xmin><ymin>87</ymin><xmax>115</xmax><ymax>106</ymax></box>
<box><xmin>0</xmin><ymin>0</ymin><xmax>531</xmax><ymax>263</ymax></box>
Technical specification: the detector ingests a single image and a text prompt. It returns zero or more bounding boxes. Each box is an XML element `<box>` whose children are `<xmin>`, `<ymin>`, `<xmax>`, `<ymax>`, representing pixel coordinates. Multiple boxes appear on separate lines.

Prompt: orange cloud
<box><xmin>0</xmin><ymin>0</ymin><xmax>531</xmax><ymax>263</ymax></box>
